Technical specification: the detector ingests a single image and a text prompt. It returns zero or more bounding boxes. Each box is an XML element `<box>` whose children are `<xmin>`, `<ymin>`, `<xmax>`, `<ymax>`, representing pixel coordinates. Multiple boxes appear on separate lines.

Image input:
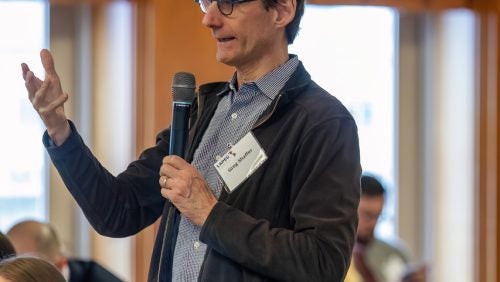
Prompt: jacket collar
<box><xmin>197</xmin><ymin>61</ymin><xmax>311</xmax><ymax>105</ymax></box>
<box><xmin>194</xmin><ymin>62</ymin><xmax>312</xmax><ymax>132</ymax></box>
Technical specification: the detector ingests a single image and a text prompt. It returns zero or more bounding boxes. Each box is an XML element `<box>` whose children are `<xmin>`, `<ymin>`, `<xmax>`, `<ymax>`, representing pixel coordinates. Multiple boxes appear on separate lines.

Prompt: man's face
<box><xmin>357</xmin><ymin>195</ymin><xmax>384</xmax><ymax>242</ymax></box>
<box><xmin>201</xmin><ymin>0</ymin><xmax>285</xmax><ymax>70</ymax></box>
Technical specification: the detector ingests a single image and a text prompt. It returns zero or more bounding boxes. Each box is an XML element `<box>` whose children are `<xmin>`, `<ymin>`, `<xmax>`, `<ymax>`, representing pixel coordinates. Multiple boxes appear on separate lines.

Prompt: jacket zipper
<box><xmin>252</xmin><ymin>93</ymin><xmax>283</xmax><ymax>130</ymax></box>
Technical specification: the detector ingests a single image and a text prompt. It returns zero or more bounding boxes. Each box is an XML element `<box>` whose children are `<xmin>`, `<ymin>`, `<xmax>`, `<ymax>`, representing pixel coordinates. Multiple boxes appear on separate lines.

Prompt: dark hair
<box><xmin>0</xmin><ymin>232</ymin><xmax>15</xmax><ymax>260</ymax></box>
<box><xmin>0</xmin><ymin>256</ymin><xmax>65</xmax><ymax>282</ymax></box>
<box><xmin>262</xmin><ymin>0</ymin><xmax>305</xmax><ymax>44</ymax></box>
<box><xmin>361</xmin><ymin>174</ymin><xmax>386</xmax><ymax>197</ymax></box>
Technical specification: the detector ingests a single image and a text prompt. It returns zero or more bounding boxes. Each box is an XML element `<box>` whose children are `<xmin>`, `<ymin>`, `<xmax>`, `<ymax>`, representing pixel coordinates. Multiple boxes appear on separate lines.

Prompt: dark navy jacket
<box><xmin>44</xmin><ymin>63</ymin><xmax>361</xmax><ymax>282</ymax></box>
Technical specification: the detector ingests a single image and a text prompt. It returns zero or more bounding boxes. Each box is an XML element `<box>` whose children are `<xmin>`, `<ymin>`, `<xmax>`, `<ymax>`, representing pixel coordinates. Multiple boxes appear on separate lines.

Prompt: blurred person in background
<box><xmin>7</xmin><ymin>220</ymin><xmax>123</xmax><ymax>282</ymax></box>
<box><xmin>348</xmin><ymin>174</ymin><xmax>426</xmax><ymax>282</ymax></box>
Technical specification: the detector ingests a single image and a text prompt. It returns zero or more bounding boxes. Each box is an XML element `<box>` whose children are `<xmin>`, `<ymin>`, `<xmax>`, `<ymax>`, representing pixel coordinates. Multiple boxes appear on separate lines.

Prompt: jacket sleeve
<box><xmin>44</xmin><ymin>121</ymin><xmax>169</xmax><ymax>237</ymax></box>
<box><xmin>199</xmin><ymin>117</ymin><xmax>361</xmax><ymax>281</ymax></box>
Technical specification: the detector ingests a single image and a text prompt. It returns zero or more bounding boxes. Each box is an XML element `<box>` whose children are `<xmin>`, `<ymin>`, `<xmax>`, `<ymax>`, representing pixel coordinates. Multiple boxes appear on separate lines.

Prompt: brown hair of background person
<box><xmin>0</xmin><ymin>233</ymin><xmax>15</xmax><ymax>261</ymax></box>
<box><xmin>0</xmin><ymin>256</ymin><xmax>65</xmax><ymax>282</ymax></box>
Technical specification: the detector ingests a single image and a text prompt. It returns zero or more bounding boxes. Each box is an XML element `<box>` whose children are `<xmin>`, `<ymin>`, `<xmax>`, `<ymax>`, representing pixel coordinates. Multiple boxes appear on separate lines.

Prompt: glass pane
<box><xmin>290</xmin><ymin>5</ymin><xmax>398</xmax><ymax>239</ymax></box>
<box><xmin>0</xmin><ymin>1</ymin><xmax>48</xmax><ymax>232</ymax></box>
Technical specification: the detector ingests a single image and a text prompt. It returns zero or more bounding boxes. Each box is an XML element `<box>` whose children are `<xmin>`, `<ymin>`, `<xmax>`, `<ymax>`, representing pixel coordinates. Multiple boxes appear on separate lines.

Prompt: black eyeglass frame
<box><xmin>195</xmin><ymin>0</ymin><xmax>257</xmax><ymax>16</ymax></box>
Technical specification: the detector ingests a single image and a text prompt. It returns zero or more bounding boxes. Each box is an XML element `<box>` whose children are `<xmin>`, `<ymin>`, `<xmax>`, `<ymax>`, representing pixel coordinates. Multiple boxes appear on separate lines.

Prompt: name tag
<box><xmin>214</xmin><ymin>132</ymin><xmax>268</xmax><ymax>193</ymax></box>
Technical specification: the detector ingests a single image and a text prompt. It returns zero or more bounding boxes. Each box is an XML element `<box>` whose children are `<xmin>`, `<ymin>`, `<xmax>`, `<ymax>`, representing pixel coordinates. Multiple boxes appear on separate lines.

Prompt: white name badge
<box><xmin>214</xmin><ymin>132</ymin><xmax>268</xmax><ymax>193</ymax></box>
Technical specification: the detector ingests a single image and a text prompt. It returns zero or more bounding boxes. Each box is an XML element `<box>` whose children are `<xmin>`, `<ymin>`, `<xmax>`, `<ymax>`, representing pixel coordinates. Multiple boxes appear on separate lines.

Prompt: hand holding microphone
<box><xmin>159</xmin><ymin>72</ymin><xmax>217</xmax><ymax>226</ymax></box>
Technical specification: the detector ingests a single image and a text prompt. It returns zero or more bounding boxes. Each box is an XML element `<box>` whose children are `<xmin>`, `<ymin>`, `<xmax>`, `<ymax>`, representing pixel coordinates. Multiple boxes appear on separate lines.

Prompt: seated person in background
<box><xmin>0</xmin><ymin>233</ymin><xmax>15</xmax><ymax>260</ymax></box>
<box><xmin>350</xmin><ymin>174</ymin><xmax>426</xmax><ymax>282</ymax></box>
<box><xmin>0</xmin><ymin>256</ymin><xmax>66</xmax><ymax>282</ymax></box>
<box><xmin>6</xmin><ymin>220</ymin><xmax>123</xmax><ymax>282</ymax></box>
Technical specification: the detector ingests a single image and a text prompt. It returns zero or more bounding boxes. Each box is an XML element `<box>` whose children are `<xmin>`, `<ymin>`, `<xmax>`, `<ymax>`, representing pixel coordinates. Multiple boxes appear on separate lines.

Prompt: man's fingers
<box><xmin>25</xmin><ymin>71</ymin><xmax>39</xmax><ymax>98</ymax></box>
<box><xmin>21</xmin><ymin>63</ymin><xmax>30</xmax><ymax>80</ymax></box>
<box><xmin>33</xmin><ymin>88</ymin><xmax>68</xmax><ymax>114</ymax></box>
<box><xmin>39</xmin><ymin>93</ymin><xmax>68</xmax><ymax>114</ymax></box>
<box><xmin>31</xmin><ymin>79</ymin><xmax>50</xmax><ymax>103</ymax></box>
<box><xmin>162</xmin><ymin>155</ymin><xmax>189</xmax><ymax>170</ymax></box>
<box><xmin>24</xmin><ymin>68</ymin><xmax>43</xmax><ymax>98</ymax></box>
<box><xmin>40</xmin><ymin>49</ymin><xmax>57</xmax><ymax>76</ymax></box>
<box><xmin>160</xmin><ymin>188</ymin><xmax>171</xmax><ymax>201</ymax></box>
<box><xmin>31</xmin><ymin>79</ymin><xmax>67</xmax><ymax>112</ymax></box>
<box><xmin>25</xmin><ymin>72</ymin><xmax>36</xmax><ymax>98</ymax></box>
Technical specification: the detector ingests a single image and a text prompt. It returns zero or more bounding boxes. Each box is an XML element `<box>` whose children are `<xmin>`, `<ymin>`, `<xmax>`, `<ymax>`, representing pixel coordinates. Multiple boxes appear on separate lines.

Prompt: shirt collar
<box><xmin>225</xmin><ymin>55</ymin><xmax>299</xmax><ymax>100</ymax></box>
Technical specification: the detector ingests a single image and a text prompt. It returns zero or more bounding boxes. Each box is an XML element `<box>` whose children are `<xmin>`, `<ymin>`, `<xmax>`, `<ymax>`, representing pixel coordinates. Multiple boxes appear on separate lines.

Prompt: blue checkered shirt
<box><xmin>170</xmin><ymin>56</ymin><xmax>299</xmax><ymax>281</ymax></box>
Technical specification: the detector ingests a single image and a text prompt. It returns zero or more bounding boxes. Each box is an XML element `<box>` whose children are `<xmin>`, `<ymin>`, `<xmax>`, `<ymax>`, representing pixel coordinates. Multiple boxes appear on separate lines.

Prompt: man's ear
<box><xmin>274</xmin><ymin>0</ymin><xmax>296</xmax><ymax>28</ymax></box>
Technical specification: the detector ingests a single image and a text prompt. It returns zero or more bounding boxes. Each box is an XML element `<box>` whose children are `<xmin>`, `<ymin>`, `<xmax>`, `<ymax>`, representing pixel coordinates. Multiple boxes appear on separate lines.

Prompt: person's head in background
<box><xmin>6</xmin><ymin>220</ymin><xmax>66</xmax><ymax>271</ymax></box>
<box><xmin>0</xmin><ymin>232</ymin><xmax>15</xmax><ymax>261</ymax></box>
<box><xmin>0</xmin><ymin>256</ymin><xmax>65</xmax><ymax>282</ymax></box>
<box><xmin>357</xmin><ymin>174</ymin><xmax>385</xmax><ymax>244</ymax></box>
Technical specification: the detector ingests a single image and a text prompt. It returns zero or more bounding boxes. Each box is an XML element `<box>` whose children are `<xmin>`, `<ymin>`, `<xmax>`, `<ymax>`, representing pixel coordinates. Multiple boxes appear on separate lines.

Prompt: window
<box><xmin>290</xmin><ymin>6</ymin><xmax>398</xmax><ymax>239</ymax></box>
<box><xmin>0</xmin><ymin>1</ymin><xmax>49</xmax><ymax>231</ymax></box>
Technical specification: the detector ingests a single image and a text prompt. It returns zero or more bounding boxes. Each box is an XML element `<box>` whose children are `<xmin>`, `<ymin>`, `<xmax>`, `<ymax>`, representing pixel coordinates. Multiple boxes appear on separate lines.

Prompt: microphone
<box><xmin>150</xmin><ymin>73</ymin><xmax>195</xmax><ymax>280</ymax></box>
<box><xmin>169</xmin><ymin>72</ymin><xmax>196</xmax><ymax>158</ymax></box>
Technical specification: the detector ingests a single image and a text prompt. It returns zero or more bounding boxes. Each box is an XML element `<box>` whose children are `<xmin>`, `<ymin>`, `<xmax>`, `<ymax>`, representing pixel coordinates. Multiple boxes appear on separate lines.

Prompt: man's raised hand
<box><xmin>22</xmin><ymin>49</ymin><xmax>70</xmax><ymax>145</ymax></box>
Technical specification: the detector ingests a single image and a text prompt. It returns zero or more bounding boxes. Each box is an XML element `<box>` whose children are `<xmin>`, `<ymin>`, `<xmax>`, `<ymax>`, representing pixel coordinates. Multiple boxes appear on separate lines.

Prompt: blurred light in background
<box><xmin>290</xmin><ymin>5</ymin><xmax>398</xmax><ymax>240</ymax></box>
<box><xmin>0</xmin><ymin>0</ymin><xmax>49</xmax><ymax>232</ymax></box>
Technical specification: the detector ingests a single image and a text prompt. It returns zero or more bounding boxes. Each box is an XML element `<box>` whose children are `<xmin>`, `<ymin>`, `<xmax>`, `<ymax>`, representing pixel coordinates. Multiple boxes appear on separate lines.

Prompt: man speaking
<box><xmin>21</xmin><ymin>0</ymin><xmax>361</xmax><ymax>280</ymax></box>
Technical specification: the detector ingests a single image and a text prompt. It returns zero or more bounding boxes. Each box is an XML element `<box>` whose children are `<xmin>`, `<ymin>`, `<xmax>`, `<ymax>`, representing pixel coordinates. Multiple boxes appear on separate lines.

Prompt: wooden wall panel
<box><xmin>474</xmin><ymin>1</ymin><xmax>499</xmax><ymax>282</ymax></box>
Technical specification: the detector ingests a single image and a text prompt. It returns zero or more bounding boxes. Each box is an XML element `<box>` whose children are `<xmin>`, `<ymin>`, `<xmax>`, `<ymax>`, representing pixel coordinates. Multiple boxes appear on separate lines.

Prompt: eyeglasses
<box><xmin>196</xmin><ymin>0</ymin><xmax>257</xmax><ymax>16</ymax></box>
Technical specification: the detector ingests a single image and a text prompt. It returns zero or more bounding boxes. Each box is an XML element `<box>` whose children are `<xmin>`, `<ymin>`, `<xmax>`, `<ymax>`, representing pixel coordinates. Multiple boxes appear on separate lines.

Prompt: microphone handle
<box><xmin>165</xmin><ymin>101</ymin><xmax>191</xmax><ymax>212</ymax></box>
<box><xmin>169</xmin><ymin>102</ymin><xmax>191</xmax><ymax>158</ymax></box>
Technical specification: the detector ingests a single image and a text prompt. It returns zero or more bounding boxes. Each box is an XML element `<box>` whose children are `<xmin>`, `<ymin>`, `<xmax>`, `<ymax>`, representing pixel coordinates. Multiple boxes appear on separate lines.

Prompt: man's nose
<box><xmin>202</xmin><ymin>1</ymin><xmax>221</xmax><ymax>27</ymax></box>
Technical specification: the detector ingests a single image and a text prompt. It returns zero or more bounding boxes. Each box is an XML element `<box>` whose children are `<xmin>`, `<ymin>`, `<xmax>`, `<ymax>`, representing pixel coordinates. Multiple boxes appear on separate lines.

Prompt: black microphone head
<box><xmin>172</xmin><ymin>72</ymin><xmax>196</xmax><ymax>104</ymax></box>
